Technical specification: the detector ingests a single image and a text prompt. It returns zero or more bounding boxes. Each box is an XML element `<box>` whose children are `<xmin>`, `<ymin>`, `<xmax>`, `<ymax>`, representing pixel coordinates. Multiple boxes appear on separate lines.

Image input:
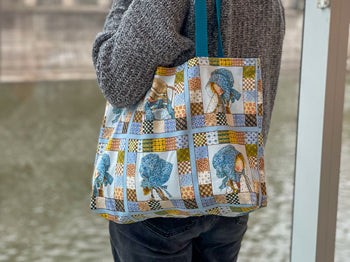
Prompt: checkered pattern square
<box><xmin>190</xmin><ymin>90</ymin><xmax>202</xmax><ymax>103</ymax></box>
<box><xmin>261</xmin><ymin>182</ymin><xmax>267</xmax><ymax>195</ymax></box>
<box><xmin>178</xmin><ymin>161</ymin><xmax>191</xmax><ymax>175</ymax></box>
<box><xmin>196</xmin><ymin>158</ymin><xmax>210</xmax><ymax>172</ymax></box>
<box><xmin>181</xmin><ymin>186</ymin><xmax>195</xmax><ymax>199</ymax></box>
<box><xmin>226</xmin><ymin>192</ymin><xmax>240</xmax><ymax>204</ymax></box>
<box><xmin>127</xmin><ymin>188</ymin><xmax>137</xmax><ymax>201</ymax></box>
<box><xmin>216</xmin><ymin>112</ymin><xmax>227</xmax><ymax>125</ymax></box>
<box><xmin>176</xmin><ymin>135</ymin><xmax>189</xmax><ymax>149</ymax></box>
<box><xmin>114</xmin><ymin>187</ymin><xmax>123</xmax><ymax>200</ymax></box>
<box><xmin>133</xmin><ymin>111</ymin><xmax>143</xmax><ymax>122</ymax></box>
<box><xmin>115</xmin><ymin>199</ymin><xmax>125</xmax><ymax>211</ymax></box>
<box><xmin>194</xmin><ymin>146</ymin><xmax>208</xmax><ymax>159</ymax></box>
<box><xmin>143</xmin><ymin>120</ymin><xmax>153</xmax><ymax>134</ymax></box>
<box><xmin>126</xmin><ymin>176</ymin><xmax>135</xmax><ymax>189</ymax></box>
<box><xmin>214</xmin><ymin>194</ymin><xmax>227</xmax><ymax>204</ymax></box>
<box><xmin>138</xmin><ymin>201</ymin><xmax>151</xmax><ymax>211</ymax></box>
<box><xmin>259</xmin><ymin>158</ymin><xmax>265</xmax><ymax>169</ymax></box>
<box><xmin>183</xmin><ymin>199</ymin><xmax>198</xmax><ymax>209</ymax></box>
<box><xmin>174</xmin><ymin>82</ymin><xmax>184</xmax><ymax>94</ymax></box>
<box><xmin>201</xmin><ymin>196</ymin><xmax>216</xmax><ymax>206</ymax></box>
<box><xmin>90</xmin><ymin>196</ymin><xmax>96</xmax><ymax>210</ymax></box>
<box><xmin>243</xmin><ymin>78</ymin><xmax>255</xmax><ymax>91</ymax></box>
<box><xmin>258</xmin><ymin>79</ymin><xmax>262</xmax><ymax>92</ymax></box>
<box><xmin>188</xmin><ymin>77</ymin><xmax>201</xmax><ymax>91</ymax></box>
<box><xmin>206</xmin><ymin>131</ymin><xmax>218</xmax><ymax>145</ymax></box>
<box><xmin>126</xmin><ymin>165</ymin><xmax>136</xmax><ymax>177</ymax></box>
<box><xmin>192</xmin><ymin>115</ymin><xmax>205</xmax><ymax>128</ymax></box>
<box><xmin>188</xmin><ymin>65</ymin><xmax>200</xmax><ymax>78</ymax></box>
<box><xmin>128</xmin><ymin>139</ymin><xmax>137</xmax><ymax>152</ymax></box>
<box><xmin>199</xmin><ymin>184</ymin><xmax>213</xmax><ymax>197</ymax></box>
<box><xmin>115</xmin><ymin>163</ymin><xmax>124</xmax><ymax>175</ymax></box>
<box><xmin>248</xmin><ymin>157</ymin><xmax>258</xmax><ymax>169</ymax></box>
<box><xmin>179</xmin><ymin>173</ymin><xmax>192</xmax><ymax>187</ymax></box>
<box><xmin>244</xmin><ymin>102</ymin><xmax>257</xmax><ymax>114</ymax></box>
<box><xmin>105</xmin><ymin>198</ymin><xmax>116</xmax><ymax>211</ymax></box>
<box><xmin>176</xmin><ymin>117</ymin><xmax>187</xmax><ymax>130</ymax></box>
<box><xmin>258</xmin><ymin>134</ymin><xmax>264</xmax><ymax>146</ymax></box>
<box><xmin>206</xmin><ymin>207</ymin><xmax>220</xmax><ymax>215</ymax></box>
<box><xmin>165</xmin><ymin>137</ymin><xmax>177</xmax><ymax>151</ymax></box>
<box><xmin>204</xmin><ymin>113</ymin><xmax>217</xmax><ymax>126</ymax></box>
<box><xmin>148</xmin><ymin>200</ymin><xmax>162</xmax><ymax>210</ymax></box>
<box><xmin>198</xmin><ymin>171</ymin><xmax>211</xmax><ymax>184</ymax></box>
<box><xmin>193</xmin><ymin>133</ymin><xmax>207</xmax><ymax>147</ymax></box>
<box><xmin>174</xmin><ymin>105</ymin><xmax>186</xmax><ymax>118</ymax></box>
<box><xmin>245</xmin><ymin>114</ymin><xmax>257</xmax><ymax>127</ymax></box>
<box><xmin>191</xmin><ymin>103</ymin><xmax>204</xmax><ymax>115</ymax></box>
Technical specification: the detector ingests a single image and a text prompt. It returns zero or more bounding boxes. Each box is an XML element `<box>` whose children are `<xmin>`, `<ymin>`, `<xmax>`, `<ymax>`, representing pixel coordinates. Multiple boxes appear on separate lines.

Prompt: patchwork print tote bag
<box><xmin>90</xmin><ymin>0</ymin><xmax>267</xmax><ymax>224</ymax></box>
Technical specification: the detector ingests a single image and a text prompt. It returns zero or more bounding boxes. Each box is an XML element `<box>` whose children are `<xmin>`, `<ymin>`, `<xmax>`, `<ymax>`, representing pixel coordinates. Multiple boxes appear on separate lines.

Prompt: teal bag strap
<box><xmin>195</xmin><ymin>0</ymin><xmax>224</xmax><ymax>58</ymax></box>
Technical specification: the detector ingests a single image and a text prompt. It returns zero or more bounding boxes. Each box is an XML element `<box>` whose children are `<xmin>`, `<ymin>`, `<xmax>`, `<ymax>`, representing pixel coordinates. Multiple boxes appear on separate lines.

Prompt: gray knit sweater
<box><xmin>92</xmin><ymin>0</ymin><xmax>285</xmax><ymax>146</ymax></box>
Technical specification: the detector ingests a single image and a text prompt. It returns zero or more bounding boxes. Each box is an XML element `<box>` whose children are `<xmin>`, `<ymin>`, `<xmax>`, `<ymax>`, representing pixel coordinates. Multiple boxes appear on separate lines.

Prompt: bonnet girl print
<box><xmin>204</xmin><ymin>68</ymin><xmax>242</xmax><ymax>114</ymax></box>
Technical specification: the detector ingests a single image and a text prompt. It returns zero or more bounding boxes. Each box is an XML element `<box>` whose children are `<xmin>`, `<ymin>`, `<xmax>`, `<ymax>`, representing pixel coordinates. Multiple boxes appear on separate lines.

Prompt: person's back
<box><xmin>92</xmin><ymin>0</ymin><xmax>285</xmax><ymax>261</ymax></box>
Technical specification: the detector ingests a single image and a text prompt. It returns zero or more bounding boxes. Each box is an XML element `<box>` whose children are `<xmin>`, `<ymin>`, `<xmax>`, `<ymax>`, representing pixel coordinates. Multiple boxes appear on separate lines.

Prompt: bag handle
<box><xmin>195</xmin><ymin>0</ymin><xmax>224</xmax><ymax>58</ymax></box>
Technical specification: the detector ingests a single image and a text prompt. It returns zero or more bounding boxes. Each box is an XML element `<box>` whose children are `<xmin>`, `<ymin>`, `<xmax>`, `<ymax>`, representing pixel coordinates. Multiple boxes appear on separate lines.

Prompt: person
<box><xmin>91</xmin><ymin>0</ymin><xmax>285</xmax><ymax>261</ymax></box>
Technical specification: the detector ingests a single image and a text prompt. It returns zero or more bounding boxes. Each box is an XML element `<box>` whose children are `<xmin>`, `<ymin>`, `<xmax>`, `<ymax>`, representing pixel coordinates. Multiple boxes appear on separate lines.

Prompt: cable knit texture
<box><xmin>92</xmin><ymin>0</ymin><xmax>285</xmax><ymax>146</ymax></box>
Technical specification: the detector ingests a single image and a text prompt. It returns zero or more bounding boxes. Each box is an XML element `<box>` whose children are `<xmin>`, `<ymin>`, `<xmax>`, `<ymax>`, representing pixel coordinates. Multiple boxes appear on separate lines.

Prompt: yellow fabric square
<box><xmin>243</xmin><ymin>66</ymin><xmax>256</xmax><ymax>79</ymax></box>
<box><xmin>229</xmin><ymin>131</ymin><xmax>238</xmax><ymax>143</ymax></box>
<box><xmin>177</xmin><ymin>148</ymin><xmax>190</xmax><ymax>162</ymax></box>
<box><xmin>153</xmin><ymin>138</ymin><xmax>166</xmax><ymax>152</ymax></box>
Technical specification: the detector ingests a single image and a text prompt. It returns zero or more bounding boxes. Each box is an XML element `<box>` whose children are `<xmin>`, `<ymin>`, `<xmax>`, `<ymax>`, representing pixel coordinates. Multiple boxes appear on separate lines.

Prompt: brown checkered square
<box><xmin>214</xmin><ymin>194</ymin><xmax>227</xmax><ymax>204</ymax></box>
<box><xmin>191</xmin><ymin>103</ymin><xmax>204</xmax><ymax>115</ymax></box>
<box><xmin>204</xmin><ymin>113</ymin><xmax>217</xmax><ymax>126</ymax></box>
<box><xmin>178</xmin><ymin>161</ymin><xmax>191</xmax><ymax>175</ymax></box>
<box><xmin>206</xmin><ymin>207</ymin><xmax>220</xmax><ymax>215</ymax></box>
<box><xmin>258</xmin><ymin>104</ymin><xmax>263</xmax><ymax>116</ymax></box>
<box><xmin>243</xmin><ymin>78</ymin><xmax>255</xmax><ymax>91</ymax></box>
<box><xmin>174</xmin><ymin>82</ymin><xmax>184</xmax><ymax>94</ymax></box>
<box><xmin>183</xmin><ymin>199</ymin><xmax>198</xmax><ymax>209</ymax></box>
<box><xmin>188</xmin><ymin>77</ymin><xmax>201</xmax><ymax>91</ymax></box>
<box><xmin>259</xmin><ymin>157</ymin><xmax>265</xmax><ymax>169</ymax></box>
<box><xmin>148</xmin><ymin>200</ymin><xmax>162</xmax><ymax>210</ymax></box>
<box><xmin>193</xmin><ymin>133</ymin><xmax>207</xmax><ymax>147</ymax></box>
<box><xmin>196</xmin><ymin>158</ymin><xmax>210</xmax><ymax>172</ymax></box>
<box><xmin>126</xmin><ymin>164</ymin><xmax>136</xmax><ymax>177</ymax></box>
<box><xmin>133</xmin><ymin>111</ymin><xmax>143</xmax><ymax>122</ymax></box>
<box><xmin>165</xmin><ymin>137</ymin><xmax>177</xmax><ymax>151</ymax></box>
<box><xmin>102</xmin><ymin>127</ymin><xmax>114</xmax><ymax>139</ymax></box>
<box><xmin>248</xmin><ymin>157</ymin><xmax>258</xmax><ymax>169</ymax></box>
<box><xmin>236</xmin><ymin>132</ymin><xmax>245</xmax><ymax>144</ymax></box>
<box><xmin>258</xmin><ymin>79</ymin><xmax>262</xmax><ymax>92</ymax></box>
<box><xmin>261</xmin><ymin>182</ymin><xmax>267</xmax><ymax>195</ymax></box>
<box><xmin>258</xmin><ymin>134</ymin><xmax>264</xmax><ymax>146</ymax></box>
<box><xmin>127</xmin><ymin>188</ymin><xmax>137</xmax><ymax>201</ymax></box>
<box><xmin>128</xmin><ymin>139</ymin><xmax>137</xmax><ymax>152</ymax></box>
<box><xmin>199</xmin><ymin>184</ymin><xmax>213</xmax><ymax>197</ymax></box>
<box><xmin>115</xmin><ymin>163</ymin><xmax>124</xmax><ymax>175</ymax></box>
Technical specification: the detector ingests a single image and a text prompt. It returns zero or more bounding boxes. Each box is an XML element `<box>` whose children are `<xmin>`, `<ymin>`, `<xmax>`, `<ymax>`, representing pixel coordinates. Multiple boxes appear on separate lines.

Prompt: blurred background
<box><xmin>0</xmin><ymin>0</ymin><xmax>349</xmax><ymax>261</ymax></box>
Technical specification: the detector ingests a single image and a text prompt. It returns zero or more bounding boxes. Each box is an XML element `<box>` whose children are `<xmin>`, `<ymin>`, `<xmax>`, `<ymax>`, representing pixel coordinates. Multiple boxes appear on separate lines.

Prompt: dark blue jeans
<box><xmin>109</xmin><ymin>214</ymin><xmax>249</xmax><ymax>262</ymax></box>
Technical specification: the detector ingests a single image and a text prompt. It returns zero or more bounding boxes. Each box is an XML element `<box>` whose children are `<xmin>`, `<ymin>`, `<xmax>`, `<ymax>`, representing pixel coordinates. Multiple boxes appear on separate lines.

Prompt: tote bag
<box><xmin>90</xmin><ymin>0</ymin><xmax>267</xmax><ymax>224</ymax></box>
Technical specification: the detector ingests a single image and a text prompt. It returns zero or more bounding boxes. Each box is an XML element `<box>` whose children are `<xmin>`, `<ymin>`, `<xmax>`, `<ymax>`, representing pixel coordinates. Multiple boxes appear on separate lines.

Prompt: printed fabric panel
<box><xmin>90</xmin><ymin>57</ymin><xmax>267</xmax><ymax>224</ymax></box>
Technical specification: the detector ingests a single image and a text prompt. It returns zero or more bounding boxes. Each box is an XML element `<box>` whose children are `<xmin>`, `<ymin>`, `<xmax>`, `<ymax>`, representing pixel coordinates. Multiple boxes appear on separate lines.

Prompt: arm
<box><xmin>92</xmin><ymin>0</ymin><xmax>194</xmax><ymax>109</ymax></box>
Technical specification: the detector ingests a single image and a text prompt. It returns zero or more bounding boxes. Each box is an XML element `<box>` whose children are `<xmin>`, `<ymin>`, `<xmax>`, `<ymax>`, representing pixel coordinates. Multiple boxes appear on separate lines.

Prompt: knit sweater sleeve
<box><xmin>92</xmin><ymin>0</ymin><xmax>194</xmax><ymax>109</ymax></box>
